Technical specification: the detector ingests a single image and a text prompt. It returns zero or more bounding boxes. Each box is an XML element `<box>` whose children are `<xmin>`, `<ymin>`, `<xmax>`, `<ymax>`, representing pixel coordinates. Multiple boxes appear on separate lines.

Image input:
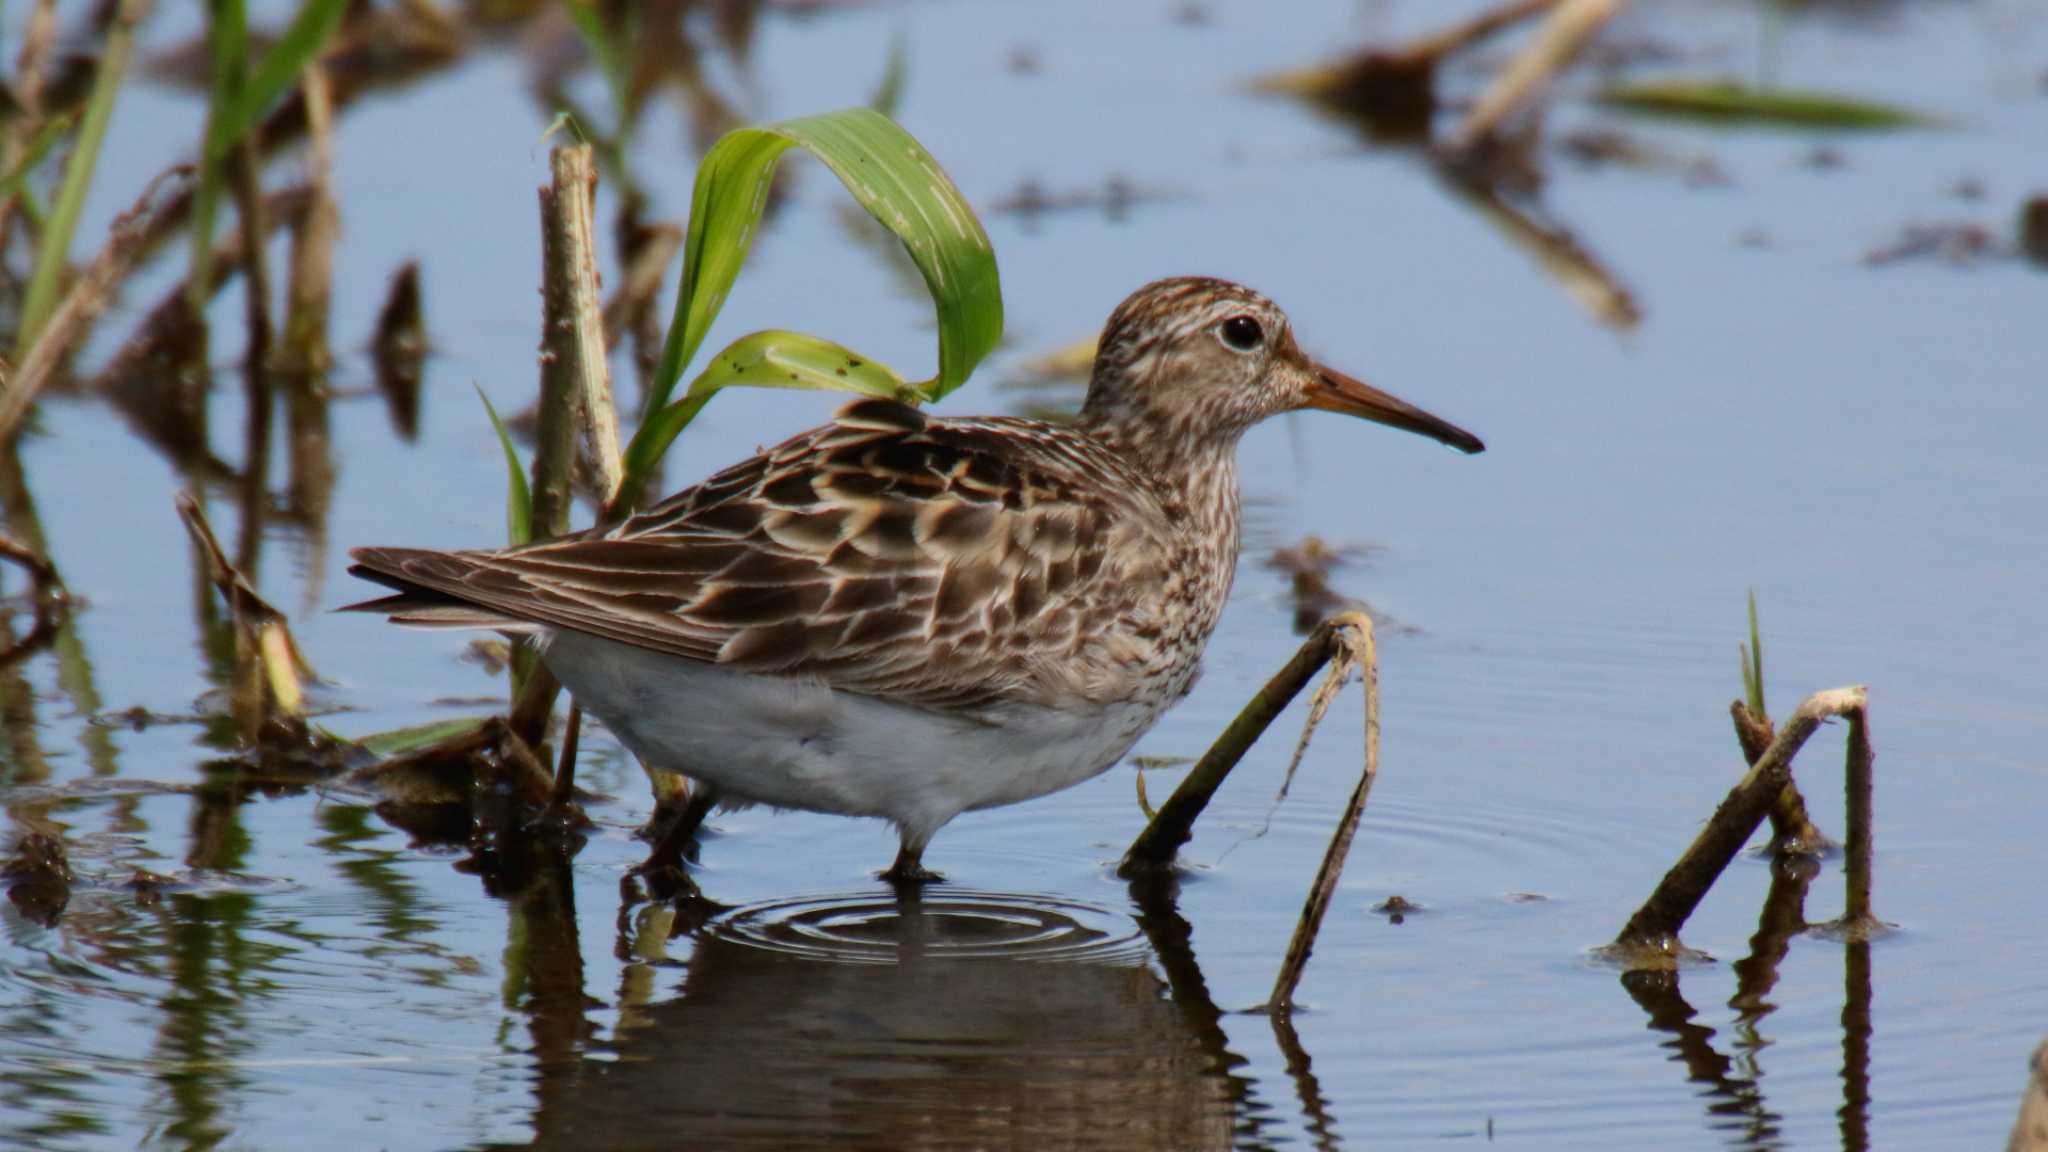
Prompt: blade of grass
<box><xmin>188</xmin><ymin>0</ymin><xmax>346</xmax><ymax>318</ymax></box>
<box><xmin>15</xmin><ymin>0</ymin><xmax>151</xmax><ymax>356</ymax></box>
<box><xmin>350</xmin><ymin>716</ymin><xmax>490</xmax><ymax>758</ymax></box>
<box><xmin>475</xmin><ymin>385</ymin><xmax>532</xmax><ymax>548</ymax></box>
<box><xmin>187</xmin><ymin>0</ymin><xmax>249</xmax><ymax>319</ymax></box>
<box><xmin>209</xmin><ymin>0</ymin><xmax>347</xmax><ymax>150</ymax></box>
<box><xmin>1745</xmin><ymin>589</ymin><xmax>1767</xmax><ymax>722</ymax></box>
<box><xmin>618</xmin><ymin>108</ymin><xmax>1001</xmax><ymax>510</ymax></box>
<box><xmin>1595</xmin><ymin>80</ymin><xmax>1936</xmax><ymax>129</ymax></box>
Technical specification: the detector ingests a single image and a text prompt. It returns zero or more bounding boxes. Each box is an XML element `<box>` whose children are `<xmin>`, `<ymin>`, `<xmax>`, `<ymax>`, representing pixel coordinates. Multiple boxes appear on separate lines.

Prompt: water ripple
<box><xmin>706</xmin><ymin>889</ymin><xmax>1150</xmax><ymax>966</ymax></box>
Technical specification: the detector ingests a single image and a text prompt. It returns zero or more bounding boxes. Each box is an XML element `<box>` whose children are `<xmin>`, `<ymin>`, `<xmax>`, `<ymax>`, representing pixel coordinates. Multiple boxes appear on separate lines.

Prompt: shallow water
<box><xmin>3</xmin><ymin>1</ymin><xmax>2047</xmax><ymax>1148</ymax></box>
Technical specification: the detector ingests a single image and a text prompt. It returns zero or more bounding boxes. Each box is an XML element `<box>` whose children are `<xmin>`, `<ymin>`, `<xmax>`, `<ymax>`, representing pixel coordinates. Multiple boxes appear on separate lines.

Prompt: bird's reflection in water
<box><xmin>511</xmin><ymin>883</ymin><xmax>1265</xmax><ymax>1151</ymax></box>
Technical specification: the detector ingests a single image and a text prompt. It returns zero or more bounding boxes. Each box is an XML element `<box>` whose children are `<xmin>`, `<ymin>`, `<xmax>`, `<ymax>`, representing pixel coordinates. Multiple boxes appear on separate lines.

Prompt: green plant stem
<box><xmin>15</xmin><ymin>0</ymin><xmax>151</xmax><ymax>357</ymax></box>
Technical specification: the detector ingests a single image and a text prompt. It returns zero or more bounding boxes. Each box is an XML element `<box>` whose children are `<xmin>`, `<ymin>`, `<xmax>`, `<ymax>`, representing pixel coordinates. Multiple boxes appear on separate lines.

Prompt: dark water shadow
<box><xmin>488</xmin><ymin>877</ymin><xmax>1277</xmax><ymax>1150</ymax></box>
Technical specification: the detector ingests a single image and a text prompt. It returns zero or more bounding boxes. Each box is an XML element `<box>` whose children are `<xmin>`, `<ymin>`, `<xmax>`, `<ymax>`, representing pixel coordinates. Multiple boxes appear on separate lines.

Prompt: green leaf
<box><xmin>351</xmin><ymin>716</ymin><xmax>488</xmax><ymax>758</ymax></box>
<box><xmin>187</xmin><ymin>0</ymin><xmax>248</xmax><ymax>318</ymax></box>
<box><xmin>190</xmin><ymin>0</ymin><xmax>346</xmax><ymax>317</ymax></box>
<box><xmin>1595</xmin><ymin>80</ymin><xmax>1936</xmax><ymax>130</ymax></box>
<box><xmin>475</xmin><ymin>385</ymin><xmax>533</xmax><ymax>548</ymax></box>
<box><xmin>208</xmin><ymin>0</ymin><xmax>349</xmax><ymax>158</ymax></box>
<box><xmin>690</xmin><ymin>329</ymin><xmax>916</xmax><ymax>401</ymax></box>
<box><xmin>618</xmin><ymin>108</ymin><xmax>1002</xmax><ymax>509</ymax></box>
<box><xmin>631</xmin><ymin>330</ymin><xmax>918</xmax><ymax>476</ymax></box>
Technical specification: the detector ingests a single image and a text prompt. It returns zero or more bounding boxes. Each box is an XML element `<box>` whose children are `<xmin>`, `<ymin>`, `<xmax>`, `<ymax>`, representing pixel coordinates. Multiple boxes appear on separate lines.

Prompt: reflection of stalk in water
<box><xmin>0</xmin><ymin>449</ymin><xmax>118</xmax><ymax>777</ymax></box>
<box><xmin>498</xmin><ymin>843</ymin><xmax>596</xmax><ymax>1080</ymax></box>
<box><xmin>1729</xmin><ymin>858</ymin><xmax>1816</xmax><ymax>1075</ymax></box>
<box><xmin>1126</xmin><ymin>873</ymin><xmax>1278</xmax><ymax>1146</ymax></box>
<box><xmin>1268</xmin><ymin>1009</ymin><xmax>1341</xmax><ymax>1152</ymax></box>
<box><xmin>1619</xmin><ymin>968</ymin><xmax>1782</xmax><ymax>1142</ymax></box>
<box><xmin>314</xmin><ymin>804</ymin><xmax>480</xmax><ymax>986</ymax></box>
<box><xmin>150</xmin><ymin>887</ymin><xmax>259</xmax><ymax>1149</ymax></box>
<box><xmin>1838</xmin><ymin>937</ymin><xmax>1872</xmax><ymax>1152</ymax></box>
<box><xmin>279</xmin><ymin>64</ymin><xmax>341</xmax><ymax>600</ymax></box>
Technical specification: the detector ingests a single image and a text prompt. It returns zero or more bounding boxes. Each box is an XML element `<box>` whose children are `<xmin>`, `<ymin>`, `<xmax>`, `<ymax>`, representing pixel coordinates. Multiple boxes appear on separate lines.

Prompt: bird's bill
<box><xmin>1304</xmin><ymin>364</ymin><xmax>1485</xmax><ymax>455</ymax></box>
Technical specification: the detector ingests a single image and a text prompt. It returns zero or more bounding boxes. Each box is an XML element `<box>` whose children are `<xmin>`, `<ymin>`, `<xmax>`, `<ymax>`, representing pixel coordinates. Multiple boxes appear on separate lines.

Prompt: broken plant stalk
<box><xmin>1122</xmin><ymin>613</ymin><xmax>1374</xmax><ymax>873</ymax></box>
<box><xmin>1611</xmin><ymin>685</ymin><xmax>1869</xmax><ymax>965</ymax></box>
<box><xmin>1732</xmin><ymin>700</ymin><xmax>1831</xmax><ymax>856</ymax></box>
<box><xmin>281</xmin><ymin>60</ymin><xmax>338</xmax><ymax>375</ymax></box>
<box><xmin>1446</xmin><ymin>0</ymin><xmax>1628</xmax><ymax>157</ymax></box>
<box><xmin>510</xmin><ymin>145</ymin><xmax>626</xmax><ymax>820</ymax></box>
<box><xmin>174</xmin><ymin>491</ymin><xmax>312</xmax><ymax>724</ymax></box>
<box><xmin>1253</xmin><ymin>0</ymin><xmax>1559</xmax><ymax>127</ymax></box>
<box><xmin>1269</xmin><ymin>612</ymin><xmax>1377</xmax><ymax>1012</ymax></box>
<box><xmin>0</xmin><ymin>168</ymin><xmax>196</xmax><ymax>444</ymax></box>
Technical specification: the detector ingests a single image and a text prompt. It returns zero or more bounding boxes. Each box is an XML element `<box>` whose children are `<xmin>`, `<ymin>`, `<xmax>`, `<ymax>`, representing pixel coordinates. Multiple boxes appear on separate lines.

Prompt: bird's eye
<box><xmin>1219</xmin><ymin>315</ymin><xmax>1263</xmax><ymax>352</ymax></box>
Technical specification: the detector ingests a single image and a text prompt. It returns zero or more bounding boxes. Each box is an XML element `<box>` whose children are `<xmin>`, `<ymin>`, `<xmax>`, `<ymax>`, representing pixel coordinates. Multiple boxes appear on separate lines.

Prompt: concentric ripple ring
<box><xmin>706</xmin><ymin>890</ymin><xmax>1148</xmax><ymax>965</ymax></box>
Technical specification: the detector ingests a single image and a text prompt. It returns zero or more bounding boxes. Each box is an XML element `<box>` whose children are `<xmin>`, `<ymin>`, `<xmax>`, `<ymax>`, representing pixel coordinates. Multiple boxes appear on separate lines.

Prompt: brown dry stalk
<box><xmin>1269</xmin><ymin>613</ymin><xmax>1378</xmax><ymax>1012</ymax></box>
<box><xmin>173</xmin><ymin>491</ymin><xmax>311</xmax><ymax>718</ymax></box>
<box><xmin>229</xmin><ymin>141</ymin><xmax>274</xmax><ymax>370</ymax></box>
<box><xmin>1731</xmin><ymin>700</ymin><xmax>1832</xmax><ymax>856</ymax></box>
<box><xmin>539</xmin><ymin>144</ymin><xmax>623</xmax><ymax>512</ymax></box>
<box><xmin>0</xmin><ymin>167</ymin><xmax>194</xmax><ymax>443</ymax></box>
<box><xmin>1405</xmin><ymin>0</ymin><xmax>1563</xmax><ymax>63</ymax></box>
<box><xmin>1613</xmin><ymin>685</ymin><xmax>1868</xmax><ymax>961</ymax></box>
<box><xmin>1842</xmin><ymin>706</ymin><xmax>1875</xmax><ymax>927</ymax></box>
<box><xmin>282</xmin><ymin>62</ymin><xmax>339</xmax><ymax>375</ymax></box>
<box><xmin>510</xmin><ymin>145</ymin><xmax>620</xmax><ymax>773</ymax></box>
<box><xmin>1122</xmin><ymin>615</ymin><xmax>1372</xmax><ymax>873</ymax></box>
<box><xmin>0</xmin><ymin>0</ymin><xmax>61</xmax><ymax>250</ymax></box>
<box><xmin>1448</xmin><ymin>0</ymin><xmax>1628</xmax><ymax>153</ymax></box>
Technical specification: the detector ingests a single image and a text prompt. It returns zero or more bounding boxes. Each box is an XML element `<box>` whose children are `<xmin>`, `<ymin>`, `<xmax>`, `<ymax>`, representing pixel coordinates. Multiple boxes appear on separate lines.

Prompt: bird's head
<box><xmin>1081</xmin><ymin>276</ymin><xmax>1484</xmax><ymax>456</ymax></box>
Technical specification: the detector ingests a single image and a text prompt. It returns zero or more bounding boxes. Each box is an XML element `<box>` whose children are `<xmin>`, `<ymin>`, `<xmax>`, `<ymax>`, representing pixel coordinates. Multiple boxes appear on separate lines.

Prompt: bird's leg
<box><xmin>881</xmin><ymin>833</ymin><xmax>944</xmax><ymax>886</ymax></box>
<box><xmin>633</xmin><ymin>783</ymin><xmax>719</xmax><ymax>889</ymax></box>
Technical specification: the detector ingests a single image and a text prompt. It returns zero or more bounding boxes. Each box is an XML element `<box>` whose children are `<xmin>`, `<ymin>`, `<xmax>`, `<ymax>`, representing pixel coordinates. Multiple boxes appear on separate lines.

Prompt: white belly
<box><xmin>540</xmin><ymin>631</ymin><xmax>1161</xmax><ymax>845</ymax></box>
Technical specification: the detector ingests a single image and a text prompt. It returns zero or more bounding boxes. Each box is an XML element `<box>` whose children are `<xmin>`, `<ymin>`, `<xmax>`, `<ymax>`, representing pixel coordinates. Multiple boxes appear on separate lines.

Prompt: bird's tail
<box><xmin>344</xmin><ymin>547</ymin><xmax>537</xmax><ymax>633</ymax></box>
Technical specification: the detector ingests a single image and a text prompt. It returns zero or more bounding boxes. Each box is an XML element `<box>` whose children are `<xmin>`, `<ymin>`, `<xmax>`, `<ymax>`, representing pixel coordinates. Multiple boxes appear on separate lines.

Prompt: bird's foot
<box><xmin>880</xmin><ymin>847</ymin><xmax>944</xmax><ymax>886</ymax></box>
<box><xmin>880</xmin><ymin>864</ymin><xmax>945</xmax><ymax>887</ymax></box>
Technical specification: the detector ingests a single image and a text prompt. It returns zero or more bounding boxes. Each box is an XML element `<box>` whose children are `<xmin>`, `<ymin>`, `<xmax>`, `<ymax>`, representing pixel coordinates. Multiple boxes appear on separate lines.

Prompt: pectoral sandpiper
<box><xmin>349</xmin><ymin>277</ymin><xmax>1483</xmax><ymax>881</ymax></box>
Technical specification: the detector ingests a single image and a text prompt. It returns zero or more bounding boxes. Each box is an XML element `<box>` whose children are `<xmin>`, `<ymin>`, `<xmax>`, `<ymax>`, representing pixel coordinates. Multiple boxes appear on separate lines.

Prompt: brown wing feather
<box><xmin>350</xmin><ymin>399</ymin><xmax>1163</xmax><ymax>710</ymax></box>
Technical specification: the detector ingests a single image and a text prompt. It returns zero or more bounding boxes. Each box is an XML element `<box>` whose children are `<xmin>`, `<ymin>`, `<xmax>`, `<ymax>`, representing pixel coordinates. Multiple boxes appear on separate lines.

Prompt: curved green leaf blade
<box><xmin>631</xmin><ymin>331</ymin><xmax>913</xmax><ymax>486</ymax></box>
<box><xmin>621</xmin><ymin>108</ymin><xmax>1001</xmax><ymax>509</ymax></box>
<box><xmin>475</xmin><ymin>385</ymin><xmax>532</xmax><ymax>548</ymax></box>
<box><xmin>688</xmin><ymin>329</ymin><xmax>913</xmax><ymax>402</ymax></box>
